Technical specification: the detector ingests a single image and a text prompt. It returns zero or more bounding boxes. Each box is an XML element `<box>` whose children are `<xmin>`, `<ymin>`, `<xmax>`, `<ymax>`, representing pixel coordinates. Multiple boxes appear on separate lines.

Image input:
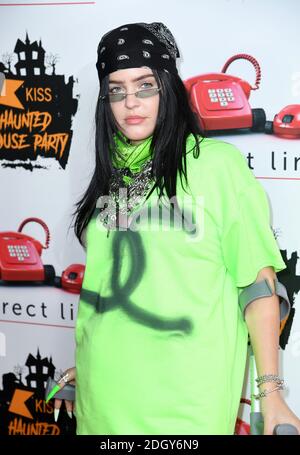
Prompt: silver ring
<box><xmin>59</xmin><ymin>373</ymin><xmax>69</xmax><ymax>383</ymax></box>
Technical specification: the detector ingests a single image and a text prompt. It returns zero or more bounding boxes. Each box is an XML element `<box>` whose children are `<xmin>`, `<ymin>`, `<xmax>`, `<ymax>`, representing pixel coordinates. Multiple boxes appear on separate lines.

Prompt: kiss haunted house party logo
<box><xmin>0</xmin><ymin>33</ymin><xmax>78</xmax><ymax>169</ymax></box>
<box><xmin>0</xmin><ymin>349</ymin><xmax>76</xmax><ymax>435</ymax></box>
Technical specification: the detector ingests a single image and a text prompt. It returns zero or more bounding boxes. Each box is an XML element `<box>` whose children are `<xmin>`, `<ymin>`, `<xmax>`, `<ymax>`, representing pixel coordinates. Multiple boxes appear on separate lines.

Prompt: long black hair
<box><xmin>71</xmin><ymin>68</ymin><xmax>204</xmax><ymax>247</ymax></box>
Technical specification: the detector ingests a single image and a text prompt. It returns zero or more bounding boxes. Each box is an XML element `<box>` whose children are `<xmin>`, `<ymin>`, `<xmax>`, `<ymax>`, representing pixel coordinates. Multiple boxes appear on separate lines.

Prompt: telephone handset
<box><xmin>184</xmin><ymin>54</ymin><xmax>266</xmax><ymax>133</ymax></box>
<box><xmin>265</xmin><ymin>104</ymin><xmax>300</xmax><ymax>138</ymax></box>
<box><xmin>0</xmin><ymin>217</ymin><xmax>54</xmax><ymax>282</ymax></box>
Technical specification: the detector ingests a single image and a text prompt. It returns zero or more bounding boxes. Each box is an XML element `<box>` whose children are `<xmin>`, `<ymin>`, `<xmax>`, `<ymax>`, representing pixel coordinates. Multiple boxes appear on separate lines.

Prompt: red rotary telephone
<box><xmin>0</xmin><ymin>217</ymin><xmax>85</xmax><ymax>293</ymax></box>
<box><xmin>0</xmin><ymin>217</ymin><xmax>54</xmax><ymax>282</ymax></box>
<box><xmin>184</xmin><ymin>54</ymin><xmax>266</xmax><ymax>133</ymax></box>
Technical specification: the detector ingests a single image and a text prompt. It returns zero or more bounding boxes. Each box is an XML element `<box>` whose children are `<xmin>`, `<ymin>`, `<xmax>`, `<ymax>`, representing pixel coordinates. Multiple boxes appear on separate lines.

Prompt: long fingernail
<box><xmin>54</xmin><ymin>408</ymin><xmax>60</xmax><ymax>422</ymax></box>
<box><xmin>67</xmin><ymin>411</ymin><xmax>72</xmax><ymax>419</ymax></box>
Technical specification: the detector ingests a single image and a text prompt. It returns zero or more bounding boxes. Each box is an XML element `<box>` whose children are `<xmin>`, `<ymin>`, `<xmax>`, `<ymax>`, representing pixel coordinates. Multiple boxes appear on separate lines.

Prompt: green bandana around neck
<box><xmin>111</xmin><ymin>131</ymin><xmax>153</xmax><ymax>185</ymax></box>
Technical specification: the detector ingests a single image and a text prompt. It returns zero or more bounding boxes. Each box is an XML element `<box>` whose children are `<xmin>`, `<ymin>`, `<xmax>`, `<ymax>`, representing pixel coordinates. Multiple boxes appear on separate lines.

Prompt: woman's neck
<box><xmin>125</xmin><ymin>135</ymin><xmax>151</xmax><ymax>146</ymax></box>
<box><xmin>130</xmin><ymin>139</ymin><xmax>144</xmax><ymax>146</ymax></box>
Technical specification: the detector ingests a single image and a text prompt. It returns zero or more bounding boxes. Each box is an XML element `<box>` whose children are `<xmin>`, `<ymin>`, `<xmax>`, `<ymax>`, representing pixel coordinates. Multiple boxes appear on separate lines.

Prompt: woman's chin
<box><xmin>121</xmin><ymin>128</ymin><xmax>153</xmax><ymax>144</ymax></box>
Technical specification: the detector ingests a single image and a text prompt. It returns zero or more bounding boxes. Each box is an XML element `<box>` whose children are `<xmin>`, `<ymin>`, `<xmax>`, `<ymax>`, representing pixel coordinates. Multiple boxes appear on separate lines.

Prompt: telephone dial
<box><xmin>184</xmin><ymin>54</ymin><xmax>266</xmax><ymax>134</ymax></box>
<box><xmin>0</xmin><ymin>217</ymin><xmax>85</xmax><ymax>293</ymax></box>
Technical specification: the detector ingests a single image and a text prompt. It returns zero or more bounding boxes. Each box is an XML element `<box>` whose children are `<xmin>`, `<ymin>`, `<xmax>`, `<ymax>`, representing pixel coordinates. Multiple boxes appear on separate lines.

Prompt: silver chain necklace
<box><xmin>98</xmin><ymin>159</ymin><xmax>155</xmax><ymax>237</ymax></box>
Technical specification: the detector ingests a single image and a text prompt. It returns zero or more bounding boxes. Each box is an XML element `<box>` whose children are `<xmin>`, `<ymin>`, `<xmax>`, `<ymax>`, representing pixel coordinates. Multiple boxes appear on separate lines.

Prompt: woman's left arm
<box><xmin>244</xmin><ymin>266</ymin><xmax>300</xmax><ymax>435</ymax></box>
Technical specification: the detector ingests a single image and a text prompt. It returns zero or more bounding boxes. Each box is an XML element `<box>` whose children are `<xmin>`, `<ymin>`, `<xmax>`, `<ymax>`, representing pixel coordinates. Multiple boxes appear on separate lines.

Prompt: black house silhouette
<box><xmin>14</xmin><ymin>32</ymin><xmax>46</xmax><ymax>77</ymax></box>
<box><xmin>25</xmin><ymin>349</ymin><xmax>55</xmax><ymax>395</ymax></box>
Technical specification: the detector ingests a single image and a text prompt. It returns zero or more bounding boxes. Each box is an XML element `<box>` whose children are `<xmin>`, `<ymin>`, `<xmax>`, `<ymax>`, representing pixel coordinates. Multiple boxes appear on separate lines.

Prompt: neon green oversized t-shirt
<box><xmin>75</xmin><ymin>135</ymin><xmax>286</xmax><ymax>435</ymax></box>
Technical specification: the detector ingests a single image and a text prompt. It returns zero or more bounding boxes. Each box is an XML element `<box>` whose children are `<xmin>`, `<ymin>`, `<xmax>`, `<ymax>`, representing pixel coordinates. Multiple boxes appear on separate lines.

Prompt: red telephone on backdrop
<box><xmin>0</xmin><ymin>217</ymin><xmax>55</xmax><ymax>283</ymax></box>
<box><xmin>0</xmin><ymin>217</ymin><xmax>85</xmax><ymax>293</ymax></box>
<box><xmin>184</xmin><ymin>54</ymin><xmax>266</xmax><ymax>133</ymax></box>
<box><xmin>265</xmin><ymin>104</ymin><xmax>300</xmax><ymax>138</ymax></box>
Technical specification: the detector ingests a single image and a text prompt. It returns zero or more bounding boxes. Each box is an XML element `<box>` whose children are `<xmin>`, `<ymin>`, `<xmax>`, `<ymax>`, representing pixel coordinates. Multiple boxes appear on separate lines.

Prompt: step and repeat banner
<box><xmin>0</xmin><ymin>0</ymin><xmax>299</xmax><ymax>435</ymax></box>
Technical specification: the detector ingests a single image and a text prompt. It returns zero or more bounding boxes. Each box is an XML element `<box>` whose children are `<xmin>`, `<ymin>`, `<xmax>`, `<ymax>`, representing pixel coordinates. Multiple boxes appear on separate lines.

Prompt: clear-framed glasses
<box><xmin>100</xmin><ymin>86</ymin><xmax>161</xmax><ymax>103</ymax></box>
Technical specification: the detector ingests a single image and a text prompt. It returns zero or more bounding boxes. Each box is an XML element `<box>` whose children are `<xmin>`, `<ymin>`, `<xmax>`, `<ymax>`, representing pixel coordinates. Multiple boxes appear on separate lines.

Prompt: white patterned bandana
<box><xmin>96</xmin><ymin>22</ymin><xmax>180</xmax><ymax>83</ymax></box>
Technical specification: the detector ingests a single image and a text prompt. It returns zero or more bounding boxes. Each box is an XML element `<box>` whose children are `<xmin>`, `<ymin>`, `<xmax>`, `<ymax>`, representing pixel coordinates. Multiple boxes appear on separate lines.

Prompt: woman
<box><xmin>55</xmin><ymin>22</ymin><xmax>300</xmax><ymax>435</ymax></box>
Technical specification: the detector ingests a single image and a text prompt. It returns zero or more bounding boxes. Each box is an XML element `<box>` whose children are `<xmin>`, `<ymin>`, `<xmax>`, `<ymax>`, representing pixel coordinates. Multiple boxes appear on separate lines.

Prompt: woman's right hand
<box><xmin>54</xmin><ymin>367</ymin><xmax>76</xmax><ymax>421</ymax></box>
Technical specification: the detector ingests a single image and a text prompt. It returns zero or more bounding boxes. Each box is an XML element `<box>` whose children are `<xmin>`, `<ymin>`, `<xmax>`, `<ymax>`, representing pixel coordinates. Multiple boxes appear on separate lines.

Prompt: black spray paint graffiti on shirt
<box><xmin>80</xmin><ymin>228</ymin><xmax>194</xmax><ymax>334</ymax></box>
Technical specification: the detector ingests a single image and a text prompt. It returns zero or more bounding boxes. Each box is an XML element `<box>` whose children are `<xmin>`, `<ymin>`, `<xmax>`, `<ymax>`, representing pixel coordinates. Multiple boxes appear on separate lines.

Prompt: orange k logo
<box><xmin>8</xmin><ymin>389</ymin><xmax>34</xmax><ymax>419</ymax></box>
<box><xmin>0</xmin><ymin>74</ymin><xmax>24</xmax><ymax>109</ymax></box>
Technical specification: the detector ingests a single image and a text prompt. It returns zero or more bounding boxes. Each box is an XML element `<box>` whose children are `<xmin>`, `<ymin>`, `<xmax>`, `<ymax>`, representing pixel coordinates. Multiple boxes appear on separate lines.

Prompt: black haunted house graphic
<box><xmin>0</xmin><ymin>33</ymin><xmax>78</xmax><ymax>169</ymax></box>
<box><xmin>26</xmin><ymin>349</ymin><xmax>55</xmax><ymax>396</ymax></box>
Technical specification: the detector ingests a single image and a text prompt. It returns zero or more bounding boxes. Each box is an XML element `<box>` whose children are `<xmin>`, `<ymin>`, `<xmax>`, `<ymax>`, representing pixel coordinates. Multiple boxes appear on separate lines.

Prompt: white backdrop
<box><xmin>0</xmin><ymin>0</ymin><xmax>299</xmax><ymax>435</ymax></box>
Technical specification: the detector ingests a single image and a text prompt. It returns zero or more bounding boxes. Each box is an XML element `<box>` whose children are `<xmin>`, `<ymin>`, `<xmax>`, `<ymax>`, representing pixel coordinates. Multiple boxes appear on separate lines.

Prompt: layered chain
<box><xmin>97</xmin><ymin>159</ymin><xmax>155</xmax><ymax>236</ymax></box>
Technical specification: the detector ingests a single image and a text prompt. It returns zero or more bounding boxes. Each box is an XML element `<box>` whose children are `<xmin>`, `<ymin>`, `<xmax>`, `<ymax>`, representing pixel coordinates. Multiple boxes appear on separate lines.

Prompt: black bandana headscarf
<box><xmin>96</xmin><ymin>22</ymin><xmax>180</xmax><ymax>83</ymax></box>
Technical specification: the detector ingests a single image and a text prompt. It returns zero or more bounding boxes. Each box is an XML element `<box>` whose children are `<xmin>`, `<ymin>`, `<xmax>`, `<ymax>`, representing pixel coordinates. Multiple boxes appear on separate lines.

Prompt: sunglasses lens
<box><xmin>109</xmin><ymin>93</ymin><xmax>125</xmax><ymax>102</ymax></box>
<box><xmin>137</xmin><ymin>88</ymin><xmax>159</xmax><ymax>98</ymax></box>
<box><xmin>105</xmin><ymin>87</ymin><xmax>160</xmax><ymax>102</ymax></box>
